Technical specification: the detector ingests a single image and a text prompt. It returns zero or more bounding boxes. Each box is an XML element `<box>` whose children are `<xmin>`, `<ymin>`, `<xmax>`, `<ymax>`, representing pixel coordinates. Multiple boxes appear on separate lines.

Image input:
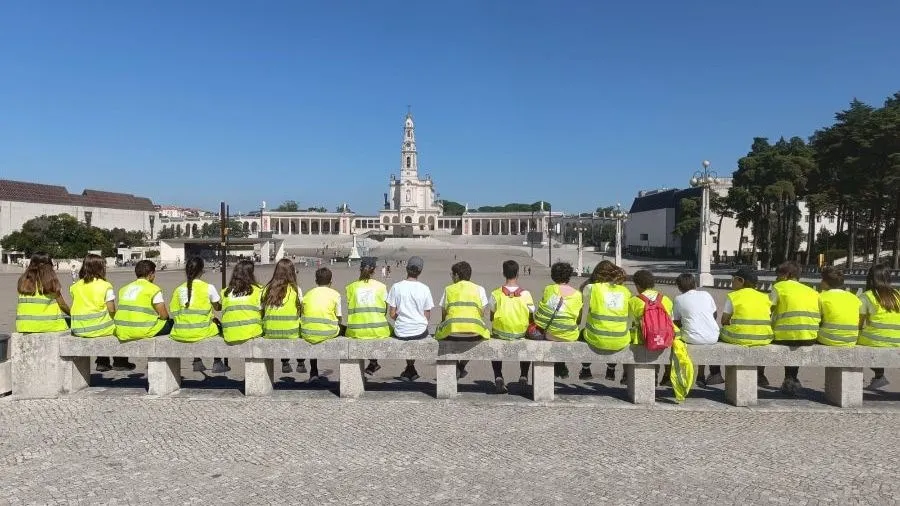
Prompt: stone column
<box><xmin>318</xmin><ymin>219</ymin><xmax>323</xmax><ymax>235</ymax></box>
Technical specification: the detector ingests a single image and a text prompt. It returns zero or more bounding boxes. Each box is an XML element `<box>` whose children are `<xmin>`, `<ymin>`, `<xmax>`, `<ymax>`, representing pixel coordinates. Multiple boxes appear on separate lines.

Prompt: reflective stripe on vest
<box><xmin>583</xmin><ymin>282</ymin><xmax>632</xmax><ymax>350</ymax></box>
<box><xmin>720</xmin><ymin>288</ymin><xmax>773</xmax><ymax>347</ymax></box>
<box><xmin>858</xmin><ymin>290</ymin><xmax>900</xmax><ymax>348</ymax></box>
<box><xmin>263</xmin><ymin>285</ymin><xmax>300</xmax><ymax>339</ymax></box>
<box><xmin>533</xmin><ymin>284</ymin><xmax>582</xmax><ymax>341</ymax></box>
<box><xmin>115</xmin><ymin>279</ymin><xmax>166</xmax><ymax>341</ymax></box>
<box><xmin>70</xmin><ymin>279</ymin><xmax>115</xmax><ymax>338</ymax></box>
<box><xmin>169</xmin><ymin>280</ymin><xmax>217</xmax><ymax>342</ymax></box>
<box><xmin>435</xmin><ymin>281</ymin><xmax>489</xmax><ymax>339</ymax></box>
<box><xmin>16</xmin><ymin>292</ymin><xmax>69</xmax><ymax>333</ymax></box>
<box><xmin>345</xmin><ymin>280</ymin><xmax>391</xmax><ymax>339</ymax></box>
<box><xmin>772</xmin><ymin>280</ymin><xmax>821</xmax><ymax>341</ymax></box>
<box><xmin>300</xmin><ymin>287</ymin><xmax>341</xmax><ymax>343</ymax></box>
<box><xmin>490</xmin><ymin>287</ymin><xmax>532</xmax><ymax>340</ymax></box>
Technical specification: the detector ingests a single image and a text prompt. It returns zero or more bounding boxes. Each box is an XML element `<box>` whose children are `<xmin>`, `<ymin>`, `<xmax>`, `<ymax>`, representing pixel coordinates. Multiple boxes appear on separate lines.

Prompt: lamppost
<box><xmin>611</xmin><ymin>203</ymin><xmax>627</xmax><ymax>266</ymax></box>
<box><xmin>574</xmin><ymin>219</ymin><xmax>589</xmax><ymax>275</ymax></box>
<box><xmin>690</xmin><ymin>160</ymin><xmax>719</xmax><ymax>287</ymax></box>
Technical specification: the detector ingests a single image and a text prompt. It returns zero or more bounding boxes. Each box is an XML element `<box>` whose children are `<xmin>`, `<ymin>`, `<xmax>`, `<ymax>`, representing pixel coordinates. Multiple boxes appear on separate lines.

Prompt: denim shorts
<box><xmin>393</xmin><ymin>329</ymin><xmax>429</xmax><ymax>341</ymax></box>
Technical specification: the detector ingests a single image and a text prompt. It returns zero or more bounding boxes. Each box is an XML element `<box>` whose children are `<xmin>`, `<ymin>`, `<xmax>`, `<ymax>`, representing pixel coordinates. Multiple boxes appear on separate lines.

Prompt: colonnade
<box><xmin>271</xmin><ymin>217</ymin><xmax>343</xmax><ymax>236</ymax></box>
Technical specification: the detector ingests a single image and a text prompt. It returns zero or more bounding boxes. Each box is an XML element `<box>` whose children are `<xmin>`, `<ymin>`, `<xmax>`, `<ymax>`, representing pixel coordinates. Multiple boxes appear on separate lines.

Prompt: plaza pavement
<box><xmin>2</xmin><ymin>244</ymin><xmax>899</xmax><ymax>503</ymax></box>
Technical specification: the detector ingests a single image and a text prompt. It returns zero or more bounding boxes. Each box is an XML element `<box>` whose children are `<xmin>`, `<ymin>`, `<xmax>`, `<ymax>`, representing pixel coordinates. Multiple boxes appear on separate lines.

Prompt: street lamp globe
<box><xmin>702</xmin><ymin>160</ymin><xmax>710</xmax><ymax>169</ymax></box>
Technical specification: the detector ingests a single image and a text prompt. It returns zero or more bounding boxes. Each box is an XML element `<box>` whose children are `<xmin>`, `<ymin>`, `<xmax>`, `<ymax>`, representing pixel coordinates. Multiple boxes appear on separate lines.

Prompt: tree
<box><xmin>335</xmin><ymin>204</ymin><xmax>351</xmax><ymax>213</ymax></box>
<box><xmin>306</xmin><ymin>206</ymin><xmax>327</xmax><ymax>212</ymax></box>
<box><xmin>440</xmin><ymin>200</ymin><xmax>466</xmax><ymax>216</ymax></box>
<box><xmin>0</xmin><ymin>214</ymin><xmax>130</xmax><ymax>258</ymax></box>
<box><xmin>274</xmin><ymin>200</ymin><xmax>299</xmax><ymax>212</ymax></box>
<box><xmin>157</xmin><ymin>226</ymin><xmax>176</xmax><ymax>240</ymax></box>
<box><xmin>203</xmin><ymin>219</ymin><xmax>249</xmax><ymax>239</ymax></box>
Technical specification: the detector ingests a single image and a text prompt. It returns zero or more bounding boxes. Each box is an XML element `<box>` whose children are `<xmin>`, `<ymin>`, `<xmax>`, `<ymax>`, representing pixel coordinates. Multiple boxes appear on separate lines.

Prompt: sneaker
<box><xmin>192</xmin><ymin>359</ymin><xmax>206</xmax><ymax>372</ymax></box>
<box><xmin>554</xmin><ymin>363</ymin><xmax>569</xmax><ymax>379</ymax></box>
<box><xmin>308</xmin><ymin>374</ymin><xmax>324</xmax><ymax>385</ymax></box>
<box><xmin>212</xmin><ymin>360</ymin><xmax>228</xmax><ymax>374</ymax></box>
<box><xmin>364</xmin><ymin>362</ymin><xmax>382</xmax><ymax>375</ymax></box>
<box><xmin>457</xmin><ymin>365</ymin><xmax>468</xmax><ymax>380</ymax></box>
<box><xmin>758</xmin><ymin>374</ymin><xmax>770</xmax><ymax>388</ymax></box>
<box><xmin>493</xmin><ymin>377</ymin><xmax>508</xmax><ymax>394</ymax></box>
<box><xmin>112</xmin><ymin>361</ymin><xmax>136</xmax><ymax>372</ymax></box>
<box><xmin>579</xmin><ymin>367</ymin><xmax>593</xmax><ymax>380</ymax></box>
<box><xmin>705</xmin><ymin>373</ymin><xmax>724</xmax><ymax>386</ymax></box>
<box><xmin>604</xmin><ymin>367</ymin><xmax>616</xmax><ymax>381</ymax></box>
<box><xmin>96</xmin><ymin>363</ymin><xmax>112</xmax><ymax>373</ymax></box>
<box><xmin>296</xmin><ymin>361</ymin><xmax>307</xmax><ymax>374</ymax></box>
<box><xmin>281</xmin><ymin>361</ymin><xmax>293</xmax><ymax>374</ymax></box>
<box><xmin>867</xmin><ymin>376</ymin><xmax>890</xmax><ymax>390</ymax></box>
<box><xmin>518</xmin><ymin>375</ymin><xmax>528</xmax><ymax>387</ymax></box>
<box><xmin>659</xmin><ymin>375</ymin><xmax>672</xmax><ymax>387</ymax></box>
<box><xmin>400</xmin><ymin>367</ymin><xmax>420</xmax><ymax>382</ymax></box>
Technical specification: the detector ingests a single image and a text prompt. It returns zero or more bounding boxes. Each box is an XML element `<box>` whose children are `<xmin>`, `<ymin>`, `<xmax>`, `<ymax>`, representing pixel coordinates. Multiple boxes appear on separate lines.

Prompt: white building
<box><xmin>0</xmin><ymin>179</ymin><xmax>157</xmax><ymax>262</ymax></box>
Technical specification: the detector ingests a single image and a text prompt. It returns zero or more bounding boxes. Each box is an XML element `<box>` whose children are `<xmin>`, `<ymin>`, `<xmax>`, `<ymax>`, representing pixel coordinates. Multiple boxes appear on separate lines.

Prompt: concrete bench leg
<box><xmin>532</xmin><ymin>361</ymin><xmax>555</xmax><ymax>402</ymax></box>
<box><xmin>148</xmin><ymin>358</ymin><xmax>181</xmax><ymax>396</ymax></box>
<box><xmin>0</xmin><ymin>361</ymin><xmax>10</xmax><ymax>396</ymax></box>
<box><xmin>436</xmin><ymin>360</ymin><xmax>457</xmax><ymax>399</ymax></box>
<box><xmin>626</xmin><ymin>364</ymin><xmax>656</xmax><ymax>405</ymax></box>
<box><xmin>61</xmin><ymin>356</ymin><xmax>91</xmax><ymax>394</ymax></box>
<box><xmin>726</xmin><ymin>366</ymin><xmax>757</xmax><ymax>406</ymax></box>
<box><xmin>825</xmin><ymin>367</ymin><xmax>863</xmax><ymax>408</ymax></box>
<box><xmin>11</xmin><ymin>333</ymin><xmax>63</xmax><ymax>399</ymax></box>
<box><xmin>339</xmin><ymin>359</ymin><xmax>365</xmax><ymax>399</ymax></box>
<box><xmin>244</xmin><ymin>358</ymin><xmax>274</xmax><ymax>396</ymax></box>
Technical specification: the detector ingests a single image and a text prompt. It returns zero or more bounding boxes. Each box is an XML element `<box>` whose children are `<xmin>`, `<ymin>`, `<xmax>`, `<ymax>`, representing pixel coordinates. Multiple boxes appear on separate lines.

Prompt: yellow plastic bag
<box><xmin>669</xmin><ymin>339</ymin><xmax>695</xmax><ymax>402</ymax></box>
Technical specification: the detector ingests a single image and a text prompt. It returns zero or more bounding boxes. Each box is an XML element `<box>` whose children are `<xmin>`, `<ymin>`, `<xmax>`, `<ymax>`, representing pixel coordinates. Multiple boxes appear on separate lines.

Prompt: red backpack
<box><xmin>638</xmin><ymin>293</ymin><xmax>675</xmax><ymax>351</ymax></box>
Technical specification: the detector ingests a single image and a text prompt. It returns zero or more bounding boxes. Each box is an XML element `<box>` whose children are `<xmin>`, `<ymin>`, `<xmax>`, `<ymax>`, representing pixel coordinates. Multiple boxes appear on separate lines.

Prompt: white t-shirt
<box><xmin>489</xmin><ymin>286</ymin><xmax>535</xmax><ymax>313</ymax></box>
<box><xmin>386</xmin><ymin>279</ymin><xmax>434</xmax><ymax>337</ymax></box>
<box><xmin>439</xmin><ymin>284</ymin><xmax>489</xmax><ymax>309</ymax></box>
<box><xmin>177</xmin><ymin>283</ymin><xmax>220</xmax><ymax>305</ymax></box>
<box><xmin>105</xmin><ymin>289</ymin><xmax>116</xmax><ymax>303</ymax></box>
<box><xmin>859</xmin><ymin>292</ymin><xmax>876</xmax><ymax>315</ymax></box>
<box><xmin>673</xmin><ymin>290</ymin><xmax>719</xmax><ymax>345</ymax></box>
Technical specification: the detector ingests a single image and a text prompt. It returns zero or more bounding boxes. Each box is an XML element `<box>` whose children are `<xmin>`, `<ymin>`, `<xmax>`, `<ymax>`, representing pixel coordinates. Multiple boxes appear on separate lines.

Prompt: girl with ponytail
<box><xmin>169</xmin><ymin>256</ymin><xmax>224</xmax><ymax>372</ymax></box>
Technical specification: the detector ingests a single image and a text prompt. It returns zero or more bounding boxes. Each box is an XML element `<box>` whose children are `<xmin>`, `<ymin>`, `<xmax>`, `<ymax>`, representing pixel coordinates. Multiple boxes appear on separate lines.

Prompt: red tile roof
<box><xmin>0</xmin><ymin>179</ymin><xmax>156</xmax><ymax>211</ymax></box>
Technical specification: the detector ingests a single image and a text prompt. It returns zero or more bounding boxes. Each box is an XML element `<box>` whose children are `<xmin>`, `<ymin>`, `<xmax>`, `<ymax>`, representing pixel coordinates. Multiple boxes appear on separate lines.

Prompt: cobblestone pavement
<box><xmin>1</xmin><ymin>394</ymin><xmax>898</xmax><ymax>505</ymax></box>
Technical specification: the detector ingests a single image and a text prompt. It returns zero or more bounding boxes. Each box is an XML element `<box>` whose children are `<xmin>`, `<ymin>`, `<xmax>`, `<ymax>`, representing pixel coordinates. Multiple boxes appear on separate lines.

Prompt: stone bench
<box><xmin>9</xmin><ymin>332</ymin><xmax>900</xmax><ymax>408</ymax></box>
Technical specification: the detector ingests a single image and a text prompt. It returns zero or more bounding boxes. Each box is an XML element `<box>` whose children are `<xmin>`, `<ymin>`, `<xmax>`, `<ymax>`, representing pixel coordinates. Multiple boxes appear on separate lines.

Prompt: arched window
<box><xmin>407</xmin><ymin>131</ymin><xmax>411</xmax><ymax>138</ymax></box>
<box><xmin>406</xmin><ymin>156</ymin><xmax>411</xmax><ymax>168</ymax></box>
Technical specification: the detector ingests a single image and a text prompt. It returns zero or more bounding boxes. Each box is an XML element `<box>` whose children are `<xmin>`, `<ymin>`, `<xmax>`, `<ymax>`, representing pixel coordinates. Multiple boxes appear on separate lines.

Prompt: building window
<box><xmin>639</xmin><ymin>233</ymin><xmax>648</xmax><ymax>241</ymax></box>
<box><xmin>406</xmin><ymin>156</ymin><xmax>411</xmax><ymax>168</ymax></box>
<box><xmin>407</xmin><ymin>131</ymin><xmax>411</xmax><ymax>138</ymax></box>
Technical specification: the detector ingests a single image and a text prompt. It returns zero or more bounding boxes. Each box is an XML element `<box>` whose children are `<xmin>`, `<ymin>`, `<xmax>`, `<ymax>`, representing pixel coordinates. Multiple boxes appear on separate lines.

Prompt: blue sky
<box><xmin>2</xmin><ymin>1</ymin><xmax>898</xmax><ymax>215</ymax></box>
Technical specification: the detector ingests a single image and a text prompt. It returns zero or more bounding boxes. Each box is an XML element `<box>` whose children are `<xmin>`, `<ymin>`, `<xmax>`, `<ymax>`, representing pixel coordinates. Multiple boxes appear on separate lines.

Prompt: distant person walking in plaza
<box><xmin>435</xmin><ymin>261</ymin><xmax>490</xmax><ymax>379</ymax></box>
<box><xmin>70</xmin><ymin>254</ymin><xmax>131</xmax><ymax>372</ymax></box>
<box><xmin>386</xmin><ymin>256</ymin><xmax>434</xmax><ymax>381</ymax></box>
<box><xmin>169</xmin><ymin>256</ymin><xmax>224</xmax><ymax>373</ymax></box>
<box><xmin>16</xmin><ymin>252</ymin><xmax>70</xmax><ymax>334</ymax></box>
<box><xmin>345</xmin><ymin>257</ymin><xmax>392</xmax><ymax>375</ymax></box>
<box><xmin>300</xmin><ymin>267</ymin><xmax>342</xmax><ymax>384</ymax></box>
<box><xmin>261</xmin><ymin>258</ymin><xmax>306</xmax><ymax>374</ymax></box>
<box><xmin>489</xmin><ymin>260</ymin><xmax>534</xmax><ymax>393</ymax></box>
<box><xmin>114</xmin><ymin>260</ymin><xmax>173</xmax><ymax>342</ymax></box>
<box><xmin>858</xmin><ymin>264</ymin><xmax>900</xmax><ymax>390</ymax></box>
<box><xmin>534</xmin><ymin>262</ymin><xmax>583</xmax><ymax>378</ymax></box>
<box><xmin>670</xmin><ymin>273</ymin><xmax>718</xmax><ymax>386</ymax></box>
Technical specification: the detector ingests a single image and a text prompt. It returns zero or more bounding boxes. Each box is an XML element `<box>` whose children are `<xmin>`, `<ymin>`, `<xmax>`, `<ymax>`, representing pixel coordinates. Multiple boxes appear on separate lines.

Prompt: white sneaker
<box><xmin>867</xmin><ymin>376</ymin><xmax>890</xmax><ymax>390</ymax></box>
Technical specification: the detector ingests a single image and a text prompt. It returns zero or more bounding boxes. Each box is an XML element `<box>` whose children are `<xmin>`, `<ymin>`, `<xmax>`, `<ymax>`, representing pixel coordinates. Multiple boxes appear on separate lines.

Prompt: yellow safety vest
<box><xmin>16</xmin><ymin>290</ymin><xmax>68</xmax><ymax>333</ymax></box>
<box><xmin>817</xmin><ymin>289</ymin><xmax>861</xmax><ymax>346</ymax></box>
<box><xmin>345</xmin><ymin>279</ymin><xmax>391</xmax><ymax>339</ymax></box>
<box><xmin>301</xmin><ymin>286</ymin><xmax>341</xmax><ymax>344</ymax></box>
<box><xmin>169</xmin><ymin>279</ymin><xmax>219</xmax><ymax>342</ymax></box>
<box><xmin>721</xmin><ymin>288</ymin><xmax>773</xmax><ymax>346</ymax></box>
<box><xmin>533</xmin><ymin>284</ymin><xmax>582</xmax><ymax>341</ymax></box>
<box><xmin>435</xmin><ymin>280</ymin><xmax>489</xmax><ymax>340</ymax></box>
<box><xmin>263</xmin><ymin>285</ymin><xmax>300</xmax><ymax>339</ymax></box>
<box><xmin>583</xmin><ymin>283</ymin><xmax>632</xmax><ymax>351</ymax></box>
<box><xmin>628</xmin><ymin>290</ymin><xmax>680</xmax><ymax>344</ymax></box>
<box><xmin>772</xmin><ymin>280</ymin><xmax>821</xmax><ymax>342</ymax></box>
<box><xmin>220</xmin><ymin>285</ymin><xmax>263</xmax><ymax>344</ymax></box>
<box><xmin>858</xmin><ymin>290</ymin><xmax>900</xmax><ymax>348</ymax></box>
<box><xmin>114</xmin><ymin>278</ymin><xmax>166</xmax><ymax>341</ymax></box>
<box><xmin>490</xmin><ymin>287</ymin><xmax>533</xmax><ymax>340</ymax></box>
<box><xmin>70</xmin><ymin>279</ymin><xmax>115</xmax><ymax>338</ymax></box>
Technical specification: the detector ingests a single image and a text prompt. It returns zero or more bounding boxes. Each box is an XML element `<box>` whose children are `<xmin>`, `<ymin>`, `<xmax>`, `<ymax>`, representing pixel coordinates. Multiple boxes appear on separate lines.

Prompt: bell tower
<box><xmin>400</xmin><ymin>108</ymin><xmax>417</xmax><ymax>181</ymax></box>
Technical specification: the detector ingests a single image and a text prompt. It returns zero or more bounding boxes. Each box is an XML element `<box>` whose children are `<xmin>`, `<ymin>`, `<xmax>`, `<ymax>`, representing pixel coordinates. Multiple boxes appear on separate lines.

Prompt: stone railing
<box><xmin>9</xmin><ymin>333</ymin><xmax>899</xmax><ymax>407</ymax></box>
